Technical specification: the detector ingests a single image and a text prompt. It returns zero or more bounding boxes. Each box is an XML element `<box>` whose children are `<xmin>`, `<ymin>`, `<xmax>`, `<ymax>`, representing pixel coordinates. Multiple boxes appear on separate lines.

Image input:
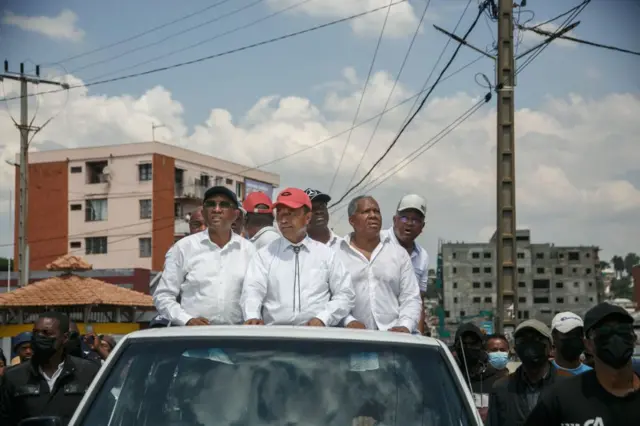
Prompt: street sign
<box><xmin>480</xmin><ymin>321</ymin><xmax>494</xmax><ymax>335</ymax></box>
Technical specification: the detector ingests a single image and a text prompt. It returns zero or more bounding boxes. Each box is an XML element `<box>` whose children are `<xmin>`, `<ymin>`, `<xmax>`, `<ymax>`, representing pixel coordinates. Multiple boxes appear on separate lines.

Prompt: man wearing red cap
<box><xmin>241</xmin><ymin>187</ymin><xmax>355</xmax><ymax>327</ymax></box>
<box><xmin>242</xmin><ymin>191</ymin><xmax>280</xmax><ymax>250</ymax></box>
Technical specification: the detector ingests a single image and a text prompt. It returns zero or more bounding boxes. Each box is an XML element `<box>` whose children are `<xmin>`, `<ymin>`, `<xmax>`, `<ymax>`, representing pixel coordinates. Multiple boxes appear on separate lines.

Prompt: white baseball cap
<box><xmin>551</xmin><ymin>312</ymin><xmax>584</xmax><ymax>333</ymax></box>
<box><xmin>396</xmin><ymin>194</ymin><xmax>427</xmax><ymax>217</ymax></box>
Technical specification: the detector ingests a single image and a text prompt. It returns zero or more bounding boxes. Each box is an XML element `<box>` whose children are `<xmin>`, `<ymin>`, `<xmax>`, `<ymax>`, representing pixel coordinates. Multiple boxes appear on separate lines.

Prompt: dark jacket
<box><xmin>0</xmin><ymin>355</ymin><xmax>100</xmax><ymax>426</ymax></box>
<box><xmin>486</xmin><ymin>362</ymin><xmax>569</xmax><ymax>426</ymax></box>
<box><xmin>462</xmin><ymin>363</ymin><xmax>506</xmax><ymax>423</ymax></box>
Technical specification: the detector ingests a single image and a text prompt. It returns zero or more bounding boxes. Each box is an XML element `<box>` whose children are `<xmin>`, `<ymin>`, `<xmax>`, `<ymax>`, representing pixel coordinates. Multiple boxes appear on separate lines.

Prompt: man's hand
<box><xmin>244</xmin><ymin>318</ymin><xmax>265</xmax><ymax>325</ymax></box>
<box><xmin>186</xmin><ymin>317</ymin><xmax>210</xmax><ymax>326</ymax></box>
<box><xmin>389</xmin><ymin>326</ymin><xmax>410</xmax><ymax>333</ymax></box>
<box><xmin>306</xmin><ymin>318</ymin><xmax>325</xmax><ymax>327</ymax></box>
<box><xmin>83</xmin><ymin>332</ymin><xmax>100</xmax><ymax>351</ymax></box>
<box><xmin>346</xmin><ymin>321</ymin><xmax>366</xmax><ymax>329</ymax></box>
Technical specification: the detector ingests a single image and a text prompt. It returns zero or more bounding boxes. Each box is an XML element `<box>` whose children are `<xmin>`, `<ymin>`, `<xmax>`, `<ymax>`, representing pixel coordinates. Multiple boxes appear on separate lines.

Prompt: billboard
<box><xmin>244</xmin><ymin>178</ymin><xmax>274</xmax><ymax>200</ymax></box>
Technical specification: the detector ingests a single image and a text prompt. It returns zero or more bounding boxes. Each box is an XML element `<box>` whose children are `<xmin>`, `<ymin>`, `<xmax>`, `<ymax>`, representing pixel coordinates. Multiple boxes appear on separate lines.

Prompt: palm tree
<box><xmin>599</xmin><ymin>260</ymin><xmax>611</xmax><ymax>270</ymax></box>
<box><xmin>611</xmin><ymin>255</ymin><xmax>625</xmax><ymax>279</ymax></box>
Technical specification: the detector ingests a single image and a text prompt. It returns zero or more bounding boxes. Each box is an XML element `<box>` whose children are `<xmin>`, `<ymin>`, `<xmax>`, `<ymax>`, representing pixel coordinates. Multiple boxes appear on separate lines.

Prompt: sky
<box><xmin>0</xmin><ymin>0</ymin><xmax>639</xmax><ymax>266</ymax></box>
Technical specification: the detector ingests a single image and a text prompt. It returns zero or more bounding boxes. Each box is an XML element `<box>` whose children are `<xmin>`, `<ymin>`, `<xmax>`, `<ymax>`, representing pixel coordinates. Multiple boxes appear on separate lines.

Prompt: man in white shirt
<box><xmin>304</xmin><ymin>188</ymin><xmax>341</xmax><ymax>248</ymax></box>
<box><xmin>383</xmin><ymin>194</ymin><xmax>430</xmax><ymax>334</ymax></box>
<box><xmin>336</xmin><ymin>195</ymin><xmax>421</xmax><ymax>333</ymax></box>
<box><xmin>242</xmin><ymin>191</ymin><xmax>280</xmax><ymax>250</ymax></box>
<box><xmin>241</xmin><ymin>187</ymin><xmax>355</xmax><ymax>327</ymax></box>
<box><xmin>154</xmin><ymin>186</ymin><xmax>257</xmax><ymax>326</ymax></box>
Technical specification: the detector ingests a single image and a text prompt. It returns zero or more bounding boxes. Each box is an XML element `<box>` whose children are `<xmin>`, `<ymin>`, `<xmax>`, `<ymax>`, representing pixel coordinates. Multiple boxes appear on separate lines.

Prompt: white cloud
<box><xmin>518</xmin><ymin>22</ymin><xmax>577</xmax><ymax>50</ymax></box>
<box><xmin>0</xmin><ymin>68</ymin><xmax>638</xmax><ymax>263</ymax></box>
<box><xmin>3</xmin><ymin>9</ymin><xmax>85</xmax><ymax>42</ymax></box>
<box><xmin>266</xmin><ymin>0</ymin><xmax>423</xmax><ymax>38</ymax></box>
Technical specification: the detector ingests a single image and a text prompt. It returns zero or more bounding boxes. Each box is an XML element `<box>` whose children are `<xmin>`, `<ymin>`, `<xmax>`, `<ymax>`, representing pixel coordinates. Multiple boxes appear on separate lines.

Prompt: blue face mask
<box><xmin>487</xmin><ymin>351</ymin><xmax>509</xmax><ymax>370</ymax></box>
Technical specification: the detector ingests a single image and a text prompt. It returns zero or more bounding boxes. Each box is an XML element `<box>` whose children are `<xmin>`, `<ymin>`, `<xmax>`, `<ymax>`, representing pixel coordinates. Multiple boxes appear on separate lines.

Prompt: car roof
<box><xmin>123</xmin><ymin>325</ymin><xmax>442</xmax><ymax>347</ymax></box>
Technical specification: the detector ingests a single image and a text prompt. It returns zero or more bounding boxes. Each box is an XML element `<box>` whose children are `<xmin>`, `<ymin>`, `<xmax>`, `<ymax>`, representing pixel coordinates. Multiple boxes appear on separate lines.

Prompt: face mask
<box><xmin>459</xmin><ymin>346</ymin><xmax>486</xmax><ymax>367</ymax></box>
<box><xmin>594</xmin><ymin>333</ymin><xmax>634</xmax><ymax>369</ymax></box>
<box><xmin>558</xmin><ymin>337</ymin><xmax>585</xmax><ymax>362</ymax></box>
<box><xmin>515</xmin><ymin>340</ymin><xmax>547</xmax><ymax>368</ymax></box>
<box><xmin>488</xmin><ymin>352</ymin><xmax>509</xmax><ymax>370</ymax></box>
<box><xmin>31</xmin><ymin>334</ymin><xmax>58</xmax><ymax>361</ymax></box>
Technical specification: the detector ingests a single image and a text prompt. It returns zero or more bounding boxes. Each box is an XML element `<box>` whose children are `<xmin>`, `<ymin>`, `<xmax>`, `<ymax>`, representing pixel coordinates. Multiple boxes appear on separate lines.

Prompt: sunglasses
<box><xmin>203</xmin><ymin>200</ymin><xmax>234</xmax><ymax>210</ymax></box>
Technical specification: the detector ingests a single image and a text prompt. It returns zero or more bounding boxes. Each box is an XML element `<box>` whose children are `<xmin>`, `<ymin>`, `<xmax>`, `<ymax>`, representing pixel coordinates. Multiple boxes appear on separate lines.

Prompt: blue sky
<box><xmin>0</xmin><ymin>0</ymin><xmax>639</xmax><ymax>262</ymax></box>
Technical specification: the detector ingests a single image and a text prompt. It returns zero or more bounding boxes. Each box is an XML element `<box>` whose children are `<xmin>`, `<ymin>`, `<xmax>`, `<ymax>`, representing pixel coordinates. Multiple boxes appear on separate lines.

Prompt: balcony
<box><xmin>175</xmin><ymin>183</ymin><xmax>206</xmax><ymax>199</ymax></box>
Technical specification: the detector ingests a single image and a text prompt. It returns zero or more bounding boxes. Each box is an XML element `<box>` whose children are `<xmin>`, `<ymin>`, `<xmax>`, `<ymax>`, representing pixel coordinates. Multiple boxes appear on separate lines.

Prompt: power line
<box><xmin>69</xmin><ymin>0</ymin><xmax>267</xmax><ymax>75</ymax></box>
<box><xmin>0</xmin><ymin>0</ymin><xmax>409</xmax><ymax>103</ymax></box>
<box><xmin>519</xmin><ymin>25</ymin><xmax>640</xmax><ymax>56</ymax></box>
<box><xmin>329</xmin><ymin>0</ymin><xmax>489</xmax><ymax>209</ymax></box>
<box><xmin>340</xmin><ymin>0</ymin><xmax>433</xmax><ymax>197</ymax></box>
<box><xmin>0</xmin><ymin>55</ymin><xmax>485</xmax><ymax>249</ymax></box>
<box><xmin>47</xmin><ymin>0</ymin><xmax>237</xmax><ymax>66</ymax></box>
<box><xmin>85</xmin><ymin>0</ymin><xmax>315</xmax><ymax>83</ymax></box>
<box><xmin>331</xmin><ymin>92</ymin><xmax>491</xmax><ymax>216</ymax></box>
<box><xmin>531</xmin><ymin>1</ymin><xmax>586</xmax><ymax>29</ymax></box>
<box><xmin>327</xmin><ymin>0</ymin><xmax>395</xmax><ymax>194</ymax></box>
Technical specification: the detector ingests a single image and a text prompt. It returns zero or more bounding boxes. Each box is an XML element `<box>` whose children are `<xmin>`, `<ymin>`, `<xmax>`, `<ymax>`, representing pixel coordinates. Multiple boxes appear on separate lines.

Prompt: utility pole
<box><xmin>152</xmin><ymin>123</ymin><xmax>166</xmax><ymax>141</ymax></box>
<box><xmin>494</xmin><ymin>0</ymin><xmax>517</xmax><ymax>334</ymax></box>
<box><xmin>1</xmin><ymin>61</ymin><xmax>69</xmax><ymax>287</ymax></box>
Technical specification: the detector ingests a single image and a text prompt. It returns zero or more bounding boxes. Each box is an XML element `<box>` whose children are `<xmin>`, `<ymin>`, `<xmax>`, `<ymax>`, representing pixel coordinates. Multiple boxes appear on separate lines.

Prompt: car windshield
<box><xmin>78</xmin><ymin>338</ymin><xmax>475</xmax><ymax>426</ymax></box>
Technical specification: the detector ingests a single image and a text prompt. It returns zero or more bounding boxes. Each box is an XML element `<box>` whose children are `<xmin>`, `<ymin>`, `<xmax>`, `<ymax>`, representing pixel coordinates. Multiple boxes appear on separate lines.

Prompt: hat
<box><xmin>274</xmin><ymin>188</ymin><xmax>312</xmax><ymax>210</ymax></box>
<box><xmin>397</xmin><ymin>194</ymin><xmax>427</xmax><ymax>216</ymax></box>
<box><xmin>202</xmin><ymin>186</ymin><xmax>239</xmax><ymax>207</ymax></box>
<box><xmin>515</xmin><ymin>319</ymin><xmax>552</xmax><ymax>342</ymax></box>
<box><xmin>454</xmin><ymin>322</ymin><xmax>484</xmax><ymax>343</ymax></box>
<box><xmin>304</xmin><ymin>188</ymin><xmax>331</xmax><ymax>204</ymax></box>
<box><xmin>243</xmin><ymin>191</ymin><xmax>273</xmax><ymax>214</ymax></box>
<box><xmin>13</xmin><ymin>331</ymin><xmax>32</xmax><ymax>351</ymax></box>
<box><xmin>584</xmin><ymin>302</ymin><xmax>634</xmax><ymax>334</ymax></box>
<box><xmin>551</xmin><ymin>312</ymin><xmax>584</xmax><ymax>334</ymax></box>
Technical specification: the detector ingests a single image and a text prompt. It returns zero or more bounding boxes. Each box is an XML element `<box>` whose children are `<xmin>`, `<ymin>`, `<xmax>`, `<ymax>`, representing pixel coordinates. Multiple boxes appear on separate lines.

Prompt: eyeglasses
<box><xmin>203</xmin><ymin>200</ymin><xmax>234</xmax><ymax>210</ymax></box>
<box><xmin>399</xmin><ymin>216</ymin><xmax>423</xmax><ymax>225</ymax></box>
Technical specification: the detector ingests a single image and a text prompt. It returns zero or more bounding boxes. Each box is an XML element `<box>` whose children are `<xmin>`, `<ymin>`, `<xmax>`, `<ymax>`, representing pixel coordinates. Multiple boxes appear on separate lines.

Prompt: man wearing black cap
<box><xmin>304</xmin><ymin>188</ymin><xmax>341</xmax><ymax>248</ymax></box>
<box><xmin>154</xmin><ymin>186</ymin><xmax>257</xmax><ymax>326</ymax></box>
<box><xmin>454</xmin><ymin>323</ymin><xmax>504</xmax><ymax>423</ymax></box>
<box><xmin>487</xmin><ymin>319</ymin><xmax>569</xmax><ymax>426</ymax></box>
<box><xmin>525</xmin><ymin>303</ymin><xmax>640</xmax><ymax>426</ymax></box>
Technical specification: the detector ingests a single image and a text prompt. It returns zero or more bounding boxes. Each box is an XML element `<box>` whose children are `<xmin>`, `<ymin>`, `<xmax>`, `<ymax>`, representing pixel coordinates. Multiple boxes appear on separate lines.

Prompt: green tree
<box><xmin>610</xmin><ymin>277</ymin><xmax>633</xmax><ymax>300</ymax></box>
<box><xmin>611</xmin><ymin>255</ymin><xmax>625</xmax><ymax>278</ymax></box>
<box><xmin>623</xmin><ymin>252</ymin><xmax>639</xmax><ymax>276</ymax></box>
<box><xmin>598</xmin><ymin>260</ymin><xmax>611</xmax><ymax>270</ymax></box>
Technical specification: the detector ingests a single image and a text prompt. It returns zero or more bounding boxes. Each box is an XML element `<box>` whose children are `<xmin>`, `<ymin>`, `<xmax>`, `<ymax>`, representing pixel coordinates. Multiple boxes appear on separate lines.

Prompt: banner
<box><xmin>244</xmin><ymin>178</ymin><xmax>274</xmax><ymax>200</ymax></box>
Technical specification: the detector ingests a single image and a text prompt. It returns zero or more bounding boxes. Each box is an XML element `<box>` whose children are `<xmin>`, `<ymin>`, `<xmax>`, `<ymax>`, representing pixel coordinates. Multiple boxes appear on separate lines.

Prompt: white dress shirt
<box><xmin>336</xmin><ymin>233</ymin><xmax>422</xmax><ymax>332</ymax></box>
<box><xmin>154</xmin><ymin>230</ymin><xmax>257</xmax><ymax>326</ymax></box>
<box><xmin>39</xmin><ymin>361</ymin><xmax>65</xmax><ymax>391</ymax></box>
<box><xmin>327</xmin><ymin>231</ymin><xmax>342</xmax><ymax>248</ymax></box>
<box><xmin>383</xmin><ymin>227</ymin><xmax>430</xmax><ymax>293</ymax></box>
<box><xmin>241</xmin><ymin>235</ymin><xmax>355</xmax><ymax>326</ymax></box>
<box><xmin>250</xmin><ymin>226</ymin><xmax>281</xmax><ymax>250</ymax></box>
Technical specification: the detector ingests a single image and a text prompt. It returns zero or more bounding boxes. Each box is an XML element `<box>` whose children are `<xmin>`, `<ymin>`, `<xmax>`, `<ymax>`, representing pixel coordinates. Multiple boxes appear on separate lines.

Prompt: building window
<box><xmin>85</xmin><ymin>199</ymin><xmax>108</xmax><ymax>221</ymax></box>
<box><xmin>536</xmin><ymin>253</ymin><xmax>544</xmax><ymax>259</ymax></box>
<box><xmin>472</xmin><ymin>267</ymin><xmax>480</xmax><ymax>274</ymax></box>
<box><xmin>556</xmin><ymin>297</ymin><xmax>564</xmax><ymax>304</ymax></box>
<box><xmin>533</xmin><ymin>297</ymin><xmax>549</xmax><ymax>304</ymax></box>
<box><xmin>523</xmin><ymin>311</ymin><xmax>530</xmax><ymax>319</ymax></box>
<box><xmin>70</xmin><ymin>166</ymin><xmax>82</xmax><ymax>173</ymax></box>
<box><xmin>588</xmin><ymin>281</ymin><xmax>593</xmax><ymax>287</ymax></box>
<box><xmin>452</xmin><ymin>267</ymin><xmax>457</xmax><ymax>274</ymax></box>
<box><xmin>200</xmin><ymin>174</ymin><xmax>210</xmax><ymax>188</ymax></box>
<box><xmin>473</xmin><ymin>297</ymin><xmax>481</xmax><ymax>303</ymax></box>
<box><xmin>483</xmin><ymin>267</ymin><xmax>491</xmax><ymax>273</ymax></box>
<box><xmin>517</xmin><ymin>252</ymin><xmax>525</xmax><ymax>259</ymax></box>
<box><xmin>225</xmin><ymin>178</ymin><xmax>233</xmax><ymax>185</ymax></box>
<box><xmin>452</xmin><ymin>252</ymin><xmax>457</xmax><ymax>259</ymax></box>
<box><xmin>86</xmin><ymin>161</ymin><xmax>108</xmax><ymax>184</ymax></box>
<box><xmin>70</xmin><ymin>241</ymin><xmax>81</xmax><ymax>249</ymax></box>
<box><xmin>568</xmin><ymin>251</ymin><xmax>580</xmax><ymax>261</ymax></box>
<box><xmin>453</xmin><ymin>297</ymin><xmax>458</xmax><ymax>303</ymax></box>
<box><xmin>138</xmin><ymin>163</ymin><xmax>152</xmax><ymax>181</ymax></box>
<box><xmin>139</xmin><ymin>238</ymin><xmax>152</xmax><ymax>258</ymax></box>
<box><xmin>139</xmin><ymin>199</ymin><xmax>152</xmax><ymax>219</ymax></box>
<box><xmin>586</xmin><ymin>268</ymin><xmax>592</xmax><ymax>274</ymax></box>
<box><xmin>85</xmin><ymin>237</ymin><xmax>107</xmax><ymax>254</ymax></box>
<box><xmin>518</xmin><ymin>281</ymin><xmax>526</xmax><ymax>288</ymax></box>
<box><xmin>574</xmin><ymin>297</ymin><xmax>579</xmax><ymax>302</ymax></box>
<box><xmin>215</xmin><ymin>176</ymin><xmax>223</xmax><ymax>186</ymax></box>
<box><xmin>460</xmin><ymin>311</ymin><xmax>466</xmax><ymax>318</ymax></box>
<box><xmin>453</xmin><ymin>282</ymin><xmax>458</xmax><ymax>289</ymax></box>
<box><xmin>473</xmin><ymin>282</ymin><xmax>481</xmax><ymax>289</ymax></box>
<box><xmin>472</xmin><ymin>252</ymin><xmax>480</xmax><ymax>259</ymax></box>
<box><xmin>236</xmin><ymin>181</ymin><xmax>245</xmax><ymax>199</ymax></box>
<box><xmin>574</xmin><ymin>282</ymin><xmax>579</xmax><ymax>288</ymax></box>
<box><xmin>555</xmin><ymin>267</ymin><xmax>563</xmax><ymax>275</ymax></box>
<box><xmin>70</xmin><ymin>204</ymin><xmax>82</xmax><ymax>211</ymax></box>
<box><xmin>483</xmin><ymin>252</ymin><xmax>491</xmax><ymax>259</ymax></box>
<box><xmin>484</xmin><ymin>297</ymin><xmax>492</xmax><ymax>303</ymax></box>
<box><xmin>536</xmin><ymin>267</ymin><xmax>545</xmax><ymax>274</ymax></box>
<box><xmin>555</xmin><ymin>282</ymin><xmax>564</xmax><ymax>289</ymax></box>
<box><xmin>518</xmin><ymin>267</ymin><xmax>525</xmax><ymax>274</ymax></box>
<box><xmin>484</xmin><ymin>281</ymin><xmax>492</xmax><ymax>288</ymax></box>
<box><xmin>518</xmin><ymin>297</ymin><xmax>526</xmax><ymax>303</ymax></box>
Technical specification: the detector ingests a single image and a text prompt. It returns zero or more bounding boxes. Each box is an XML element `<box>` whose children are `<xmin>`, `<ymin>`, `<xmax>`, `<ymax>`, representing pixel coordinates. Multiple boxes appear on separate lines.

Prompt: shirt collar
<box><xmin>251</xmin><ymin>226</ymin><xmax>279</xmax><ymax>242</ymax></box>
<box><xmin>340</xmin><ymin>232</ymin><xmax>390</xmax><ymax>249</ymax></box>
<box><xmin>281</xmin><ymin>235</ymin><xmax>312</xmax><ymax>252</ymax></box>
<box><xmin>198</xmin><ymin>229</ymin><xmax>242</xmax><ymax>250</ymax></box>
<box><xmin>387</xmin><ymin>227</ymin><xmax>420</xmax><ymax>255</ymax></box>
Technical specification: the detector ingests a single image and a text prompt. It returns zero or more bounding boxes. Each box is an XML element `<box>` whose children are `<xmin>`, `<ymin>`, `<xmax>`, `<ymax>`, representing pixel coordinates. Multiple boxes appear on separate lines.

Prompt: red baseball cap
<box><xmin>274</xmin><ymin>188</ymin><xmax>312</xmax><ymax>210</ymax></box>
<box><xmin>243</xmin><ymin>191</ymin><xmax>273</xmax><ymax>214</ymax></box>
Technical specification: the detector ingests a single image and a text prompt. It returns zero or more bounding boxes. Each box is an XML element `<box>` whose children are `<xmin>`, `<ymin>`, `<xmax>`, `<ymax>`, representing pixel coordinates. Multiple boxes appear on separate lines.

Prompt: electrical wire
<box><xmin>0</xmin><ymin>0</ymin><xmax>410</xmax><ymax>103</ymax></box>
<box><xmin>69</xmin><ymin>0</ymin><xmax>268</xmax><ymax>75</ymax></box>
<box><xmin>520</xmin><ymin>25</ymin><xmax>640</xmax><ymax>56</ymax></box>
<box><xmin>47</xmin><ymin>0</ymin><xmax>238</xmax><ymax>66</ymax></box>
<box><xmin>0</xmin><ymin>55</ymin><xmax>486</xmax><ymax>249</ymax></box>
<box><xmin>84</xmin><ymin>0</ymin><xmax>315</xmax><ymax>83</ymax></box>
<box><xmin>328</xmin><ymin>0</ymin><xmax>490</xmax><ymax>209</ymax></box>
<box><xmin>327</xmin><ymin>0</ymin><xmax>395</xmax><ymax>194</ymax></box>
<box><xmin>340</xmin><ymin>0</ymin><xmax>433</xmax><ymax>198</ymax></box>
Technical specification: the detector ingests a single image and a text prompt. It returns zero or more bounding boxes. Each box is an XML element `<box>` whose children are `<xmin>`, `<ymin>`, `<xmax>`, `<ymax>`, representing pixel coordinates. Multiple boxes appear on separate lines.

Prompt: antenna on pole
<box><xmin>152</xmin><ymin>123</ymin><xmax>166</xmax><ymax>141</ymax></box>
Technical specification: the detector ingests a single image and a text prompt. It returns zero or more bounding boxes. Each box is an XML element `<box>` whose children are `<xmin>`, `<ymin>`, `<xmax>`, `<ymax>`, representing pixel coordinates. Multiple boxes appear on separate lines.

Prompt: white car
<box><xmin>36</xmin><ymin>327</ymin><xmax>483</xmax><ymax>426</ymax></box>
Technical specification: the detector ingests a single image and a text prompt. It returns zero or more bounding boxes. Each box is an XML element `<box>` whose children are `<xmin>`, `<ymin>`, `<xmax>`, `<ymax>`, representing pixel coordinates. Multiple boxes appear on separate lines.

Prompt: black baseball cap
<box><xmin>584</xmin><ymin>302</ymin><xmax>634</xmax><ymax>334</ymax></box>
<box><xmin>203</xmin><ymin>186</ymin><xmax>239</xmax><ymax>207</ymax></box>
<box><xmin>454</xmin><ymin>322</ymin><xmax>484</xmax><ymax>343</ymax></box>
<box><xmin>304</xmin><ymin>188</ymin><xmax>331</xmax><ymax>204</ymax></box>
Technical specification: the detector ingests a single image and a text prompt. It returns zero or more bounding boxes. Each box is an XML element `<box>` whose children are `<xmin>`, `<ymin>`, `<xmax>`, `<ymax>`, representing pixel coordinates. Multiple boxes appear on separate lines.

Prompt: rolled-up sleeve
<box><xmin>153</xmin><ymin>245</ymin><xmax>192</xmax><ymax>326</ymax></box>
<box><xmin>396</xmin><ymin>253</ymin><xmax>422</xmax><ymax>332</ymax></box>
<box><xmin>315</xmin><ymin>253</ymin><xmax>355</xmax><ymax>327</ymax></box>
<box><xmin>241</xmin><ymin>251</ymin><xmax>269</xmax><ymax>321</ymax></box>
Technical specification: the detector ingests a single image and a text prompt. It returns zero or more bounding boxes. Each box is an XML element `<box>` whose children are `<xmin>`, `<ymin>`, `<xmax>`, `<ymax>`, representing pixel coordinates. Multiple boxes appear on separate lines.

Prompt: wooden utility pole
<box><xmin>1</xmin><ymin>61</ymin><xmax>69</xmax><ymax>286</ymax></box>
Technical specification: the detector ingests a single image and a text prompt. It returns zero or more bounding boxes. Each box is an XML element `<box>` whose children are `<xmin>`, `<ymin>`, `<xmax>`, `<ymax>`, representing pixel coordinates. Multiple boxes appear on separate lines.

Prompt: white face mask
<box><xmin>487</xmin><ymin>351</ymin><xmax>509</xmax><ymax>370</ymax></box>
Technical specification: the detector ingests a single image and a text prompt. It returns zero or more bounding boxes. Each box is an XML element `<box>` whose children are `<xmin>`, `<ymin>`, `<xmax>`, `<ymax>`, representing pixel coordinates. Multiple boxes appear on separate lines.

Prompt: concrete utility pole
<box><xmin>1</xmin><ymin>61</ymin><xmax>69</xmax><ymax>287</ymax></box>
<box><xmin>494</xmin><ymin>0</ymin><xmax>517</xmax><ymax>334</ymax></box>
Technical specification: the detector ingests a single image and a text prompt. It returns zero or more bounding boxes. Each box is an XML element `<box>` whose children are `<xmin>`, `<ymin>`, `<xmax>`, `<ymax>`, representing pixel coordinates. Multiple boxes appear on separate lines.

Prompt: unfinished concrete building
<box><xmin>441</xmin><ymin>230</ymin><xmax>601</xmax><ymax>326</ymax></box>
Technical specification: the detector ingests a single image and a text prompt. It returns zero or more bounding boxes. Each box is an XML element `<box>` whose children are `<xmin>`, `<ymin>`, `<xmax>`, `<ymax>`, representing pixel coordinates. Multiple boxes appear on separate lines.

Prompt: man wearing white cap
<box><xmin>382</xmin><ymin>194</ymin><xmax>429</xmax><ymax>334</ymax></box>
<box><xmin>551</xmin><ymin>312</ymin><xmax>593</xmax><ymax>375</ymax></box>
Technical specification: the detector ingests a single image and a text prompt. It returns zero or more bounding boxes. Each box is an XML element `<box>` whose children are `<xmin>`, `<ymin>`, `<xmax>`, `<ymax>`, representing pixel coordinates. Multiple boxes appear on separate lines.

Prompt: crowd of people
<box><xmin>0</xmin><ymin>185</ymin><xmax>638</xmax><ymax>425</ymax></box>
